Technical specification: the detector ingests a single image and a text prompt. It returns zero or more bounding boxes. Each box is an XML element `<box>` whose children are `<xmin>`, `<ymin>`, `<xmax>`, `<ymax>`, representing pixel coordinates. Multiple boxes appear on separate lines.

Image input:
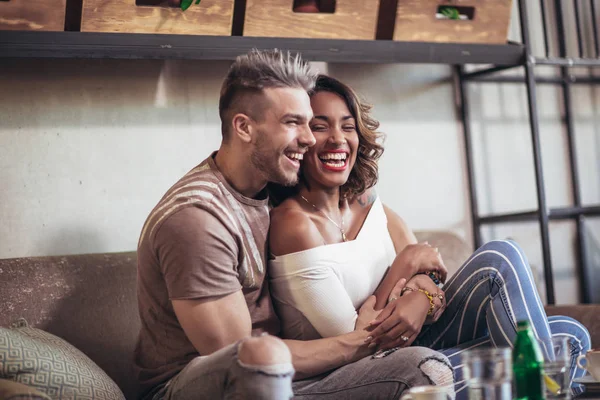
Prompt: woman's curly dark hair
<box><xmin>268</xmin><ymin>74</ymin><xmax>385</xmax><ymax>206</ymax></box>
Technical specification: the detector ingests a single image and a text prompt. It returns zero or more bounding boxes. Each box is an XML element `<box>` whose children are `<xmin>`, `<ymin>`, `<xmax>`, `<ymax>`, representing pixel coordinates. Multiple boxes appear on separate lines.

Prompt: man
<box><xmin>134</xmin><ymin>49</ymin><xmax>454</xmax><ymax>400</ymax></box>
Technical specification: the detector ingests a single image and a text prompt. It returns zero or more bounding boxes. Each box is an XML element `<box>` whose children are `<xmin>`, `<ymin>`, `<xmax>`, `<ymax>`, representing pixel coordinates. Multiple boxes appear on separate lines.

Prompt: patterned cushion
<box><xmin>0</xmin><ymin>319</ymin><xmax>125</xmax><ymax>400</ymax></box>
<box><xmin>0</xmin><ymin>378</ymin><xmax>52</xmax><ymax>400</ymax></box>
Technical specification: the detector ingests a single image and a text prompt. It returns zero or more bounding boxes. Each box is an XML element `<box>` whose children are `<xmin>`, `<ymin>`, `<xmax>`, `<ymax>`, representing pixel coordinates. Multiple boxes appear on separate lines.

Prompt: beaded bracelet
<box><xmin>401</xmin><ymin>287</ymin><xmax>436</xmax><ymax>316</ymax></box>
<box><xmin>425</xmin><ymin>271</ymin><xmax>442</xmax><ymax>286</ymax></box>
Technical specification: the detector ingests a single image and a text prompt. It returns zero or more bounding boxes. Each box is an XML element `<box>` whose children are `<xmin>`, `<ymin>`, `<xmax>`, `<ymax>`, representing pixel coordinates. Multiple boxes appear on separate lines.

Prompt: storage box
<box><xmin>243</xmin><ymin>0</ymin><xmax>380</xmax><ymax>40</ymax></box>
<box><xmin>81</xmin><ymin>0</ymin><xmax>234</xmax><ymax>35</ymax></box>
<box><xmin>0</xmin><ymin>0</ymin><xmax>66</xmax><ymax>31</ymax></box>
<box><xmin>393</xmin><ymin>0</ymin><xmax>513</xmax><ymax>44</ymax></box>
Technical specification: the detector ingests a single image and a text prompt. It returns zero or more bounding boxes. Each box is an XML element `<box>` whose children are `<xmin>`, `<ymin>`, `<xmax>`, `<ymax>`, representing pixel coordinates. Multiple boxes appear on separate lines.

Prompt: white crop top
<box><xmin>268</xmin><ymin>197</ymin><xmax>397</xmax><ymax>340</ymax></box>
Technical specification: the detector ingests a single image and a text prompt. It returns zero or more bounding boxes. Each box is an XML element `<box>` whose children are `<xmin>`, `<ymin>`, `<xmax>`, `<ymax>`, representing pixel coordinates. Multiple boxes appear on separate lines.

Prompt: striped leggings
<box><xmin>412</xmin><ymin>240</ymin><xmax>591</xmax><ymax>399</ymax></box>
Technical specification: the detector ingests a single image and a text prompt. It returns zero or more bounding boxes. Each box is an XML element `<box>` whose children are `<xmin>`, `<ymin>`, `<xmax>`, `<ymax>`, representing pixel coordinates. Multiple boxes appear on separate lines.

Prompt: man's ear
<box><xmin>231</xmin><ymin>113</ymin><xmax>253</xmax><ymax>143</ymax></box>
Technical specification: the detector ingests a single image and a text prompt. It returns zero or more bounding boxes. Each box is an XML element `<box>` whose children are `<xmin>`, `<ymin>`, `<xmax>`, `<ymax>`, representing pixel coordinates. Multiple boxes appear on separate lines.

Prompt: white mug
<box><xmin>577</xmin><ymin>349</ymin><xmax>600</xmax><ymax>381</ymax></box>
<box><xmin>400</xmin><ymin>385</ymin><xmax>451</xmax><ymax>400</ymax></box>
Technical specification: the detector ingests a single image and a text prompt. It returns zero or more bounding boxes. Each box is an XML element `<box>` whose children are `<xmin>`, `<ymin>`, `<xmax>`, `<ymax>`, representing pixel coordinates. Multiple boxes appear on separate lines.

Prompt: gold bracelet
<box><xmin>401</xmin><ymin>287</ymin><xmax>435</xmax><ymax>316</ymax></box>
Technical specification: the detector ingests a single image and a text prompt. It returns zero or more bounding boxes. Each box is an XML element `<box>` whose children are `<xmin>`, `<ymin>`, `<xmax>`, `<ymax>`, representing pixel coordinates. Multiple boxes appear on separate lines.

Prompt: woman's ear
<box><xmin>232</xmin><ymin>113</ymin><xmax>253</xmax><ymax>143</ymax></box>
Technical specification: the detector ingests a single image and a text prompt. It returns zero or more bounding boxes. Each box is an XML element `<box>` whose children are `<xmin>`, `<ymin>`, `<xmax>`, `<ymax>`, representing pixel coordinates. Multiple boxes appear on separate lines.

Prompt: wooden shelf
<box><xmin>0</xmin><ymin>31</ymin><xmax>526</xmax><ymax>65</ymax></box>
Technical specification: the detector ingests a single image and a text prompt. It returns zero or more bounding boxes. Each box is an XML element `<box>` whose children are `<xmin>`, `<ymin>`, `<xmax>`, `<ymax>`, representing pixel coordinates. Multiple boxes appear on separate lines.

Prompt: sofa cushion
<box><xmin>414</xmin><ymin>230</ymin><xmax>472</xmax><ymax>277</ymax></box>
<box><xmin>0</xmin><ymin>251</ymin><xmax>140</xmax><ymax>400</ymax></box>
<box><xmin>0</xmin><ymin>319</ymin><xmax>125</xmax><ymax>400</ymax></box>
<box><xmin>0</xmin><ymin>379</ymin><xmax>51</xmax><ymax>400</ymax></box>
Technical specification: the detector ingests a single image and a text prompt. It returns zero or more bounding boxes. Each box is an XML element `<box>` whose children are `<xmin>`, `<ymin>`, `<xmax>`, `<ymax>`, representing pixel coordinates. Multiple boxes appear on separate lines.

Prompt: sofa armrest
<box><xmin>545</xmin><ymin>305</ymin><xmax>600</xmax><ymax>349</ymax></box>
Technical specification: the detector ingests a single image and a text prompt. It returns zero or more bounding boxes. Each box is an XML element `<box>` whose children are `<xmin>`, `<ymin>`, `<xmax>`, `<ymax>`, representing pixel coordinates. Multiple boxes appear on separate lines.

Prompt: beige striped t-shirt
<box><xmin>134</xmin><ymin>153</ymin><xmax>280</xmax><ymax>399</ymax></box>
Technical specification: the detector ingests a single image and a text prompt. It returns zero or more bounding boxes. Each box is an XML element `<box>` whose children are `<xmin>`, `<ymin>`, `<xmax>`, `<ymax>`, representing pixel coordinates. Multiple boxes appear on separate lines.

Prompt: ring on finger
<box><xmin>388</xmin><ymin>296</ymin><xmax>398</xmax><ymax>303</ymax></box>
<box><xmin>400</xmin><ymin>335</ymin><xmax>409</xmax><ymax>342</ymax></box>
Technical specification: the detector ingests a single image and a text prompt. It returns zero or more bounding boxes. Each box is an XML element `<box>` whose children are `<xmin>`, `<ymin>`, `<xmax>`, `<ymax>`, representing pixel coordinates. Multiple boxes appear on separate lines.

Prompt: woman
<box><xmin>268</xmin><ymin>74</ymin><xmax>591</xmax><ymax>397</ymax></box>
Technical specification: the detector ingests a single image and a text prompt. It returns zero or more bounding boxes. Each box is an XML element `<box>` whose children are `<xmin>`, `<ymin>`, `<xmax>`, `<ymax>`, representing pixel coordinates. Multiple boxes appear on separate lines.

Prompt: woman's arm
<box><xmin>369</xmin><ymin>198</ymin><xmax>446</xmax><ymax>310</ymax></box>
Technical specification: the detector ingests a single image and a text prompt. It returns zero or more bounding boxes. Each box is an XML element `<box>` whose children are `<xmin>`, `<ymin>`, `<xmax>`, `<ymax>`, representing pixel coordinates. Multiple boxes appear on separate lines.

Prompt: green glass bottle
<box><xmin>513</xmin><ymin>320</ymin><xmax>546</xmax><ymax>400</ymax></box>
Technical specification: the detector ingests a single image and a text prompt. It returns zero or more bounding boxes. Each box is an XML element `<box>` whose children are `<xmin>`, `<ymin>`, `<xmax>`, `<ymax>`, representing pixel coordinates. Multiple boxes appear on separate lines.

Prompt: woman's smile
<box><xmin>317</xmin><ymin>150</ymin><xmax>350</xmax><ymax>172</ymax></box>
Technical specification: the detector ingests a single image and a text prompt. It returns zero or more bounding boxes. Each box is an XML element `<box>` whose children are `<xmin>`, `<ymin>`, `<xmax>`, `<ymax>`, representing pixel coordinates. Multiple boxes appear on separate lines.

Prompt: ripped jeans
<box><xmin>155</xmin><ymin>338</ymin><xmax>455</xmax><ymax>400</ymax></box>
<box><xmin>154</xmin><ymin>336</ymin><xmax>295</xmax><ymax>400</ymax></box>
<box><xmin>292</xmin><ymin>346</ymin><xmax>454</xmax><ymax>399</ymax></box>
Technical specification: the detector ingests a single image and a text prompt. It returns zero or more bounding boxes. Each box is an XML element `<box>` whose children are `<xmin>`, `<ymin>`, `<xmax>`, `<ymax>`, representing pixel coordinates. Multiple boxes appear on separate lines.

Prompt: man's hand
<box><xmin>285</xmin><ymin>293</ymin><xmax>382</xmax><ymax>381</ymax></box>
<box><xmin>396</xmin><ymin>242</ymin><xmax>448</xmax><ymax>283</ymax></box>
<box><xmin>406</xmin><ymin>275</ymin><xmax>446</xmax><ymax>323</ymax></box>
<box><xmin>366</xmin><ymin>290</ymin><xmax>430</xmax><ymax>351</ymax></box>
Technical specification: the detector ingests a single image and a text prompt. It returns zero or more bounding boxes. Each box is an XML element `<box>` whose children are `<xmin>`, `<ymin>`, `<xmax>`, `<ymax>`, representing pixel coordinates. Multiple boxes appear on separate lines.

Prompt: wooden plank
<box><xmin>0</xmin><ymin>0</ymin><xmax>66</xmax><ymax>31</ymax></box>
<box><xmin>243</xmin><ymin>0</ymin><xmax>380</xmax><ymax>40</ymax></box>
<box><xmin>81</xmin><ymin>0</ymin><xmax>234</xmax><ymax>35</ymax></box>
<box><xmin>394</xmin><ymin>0</ymin><xmax>513</xmax><ymax>44</ymax></box>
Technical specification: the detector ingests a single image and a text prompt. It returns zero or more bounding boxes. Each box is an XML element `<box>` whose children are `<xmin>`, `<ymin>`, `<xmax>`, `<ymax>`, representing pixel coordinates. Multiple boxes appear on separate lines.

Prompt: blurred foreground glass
<box><xmin>400</xmin><ymin>385</ymin><xmax>451</xmax><ymax>400</ymax></box>
<box><xmin>542</xmin><ymin>336</ymin><xmax>571</xmax><ymax>399</ymax></box>
<box><xmin>462</xmin><ymin>347</ymin><xmax>512</xmax><ymax>400</ymax></box>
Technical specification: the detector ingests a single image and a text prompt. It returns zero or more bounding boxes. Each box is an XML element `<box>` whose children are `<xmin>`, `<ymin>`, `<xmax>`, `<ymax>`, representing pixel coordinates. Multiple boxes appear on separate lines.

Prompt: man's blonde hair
<box><xmin>219</xmin><ymin>49</ymin><xmax>317</xmax><ymax>139</ymax></box>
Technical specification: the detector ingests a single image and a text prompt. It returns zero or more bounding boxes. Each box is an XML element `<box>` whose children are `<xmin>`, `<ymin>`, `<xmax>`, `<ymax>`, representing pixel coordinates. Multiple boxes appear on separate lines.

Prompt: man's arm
<box><xmin>174</xmin><ymin>289</ymin><xmax>375</xmax><ymax>380</ymax></box>
<box><xmin>156</xmin><ymin>208</ymin><xmax>252</xmax><ymax>355</ymax></box>
<box><xmin>172</xmin><ymin>292</ymin><xmax>252</xmax><ymax>355</ymax></box>
<box><xmin>284</xmin><ymin>331</ymin><xmax>372</xmax><ymax>380</ymax></box>
<box><xmin>283</xmin><ymin>295</ymin><xmax>380</xmax><ymax>380</ymax></box>
<box><xmin>161</xmin><ymin>207</ymin><xmax>375</xmax><ymax>379</ymax></box>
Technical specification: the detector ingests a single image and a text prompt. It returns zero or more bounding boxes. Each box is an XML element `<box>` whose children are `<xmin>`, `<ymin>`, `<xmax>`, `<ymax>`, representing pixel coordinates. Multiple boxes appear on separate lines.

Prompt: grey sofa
<box><xmin>1</xmin><ymin>231</ymin><xmax>598</xmax><ymax>399</ymax></box>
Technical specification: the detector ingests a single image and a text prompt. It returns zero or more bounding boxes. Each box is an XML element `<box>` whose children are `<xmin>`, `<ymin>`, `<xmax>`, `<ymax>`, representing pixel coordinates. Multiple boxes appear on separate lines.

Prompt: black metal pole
<box><xmin>454</xmin><ymin>66</ymin><xmax>483</xmax><ymax>250</ymax></box>
<box><xmin>461</xmin><ymin>65</ymin><xmax>521</xmax><ymax>80</ymax></box>
<box><xmin>538</xmin><ymin>0</ymin><xmax>551</xmax><ymax>57</ymax></box>
<box><xmin>553</xmin><ymin>0</ymin><xmax>568</xmax><ymax>58</ymax></box>
<box><xmin>559</xmin><ymin>70</ymin><xmax>590</xmax><ymax>303</ymax></box>
<box><xmin>551</xmin><ymin>0</ymin><xmax>591</xmax><ymax>303</ymax></box>
<box><xmin>469</xmin><ymin>75</ymin><xmax>600</xmax><ymax>85</ymax></box>
<box><xmin>478</xmin><ymin>205</ymin><xmax>600</xmax><ymax>224</ymax></box>
<box><xmin>535</xmin><ymin>58</ymin><xmax>600</xmax><ymax>66</ymax></box>
<box><xmin>573</xmin><ymin>0</ymin><xmax>585</xmax><ymax>58</ymax></box>
<box><xmin>591</xmin><ymin>0</ymin><xmax>600</xmax><ymax>58</ymax></box>
<box><xmin>519</xmin><ymin>0</ymin><xmax>556</xmax><ymax>304</ymax></box>
<box><xmin>550</xmin><ymin>205</ymin><xmax>600</xmax><ymax>218</ymax></box>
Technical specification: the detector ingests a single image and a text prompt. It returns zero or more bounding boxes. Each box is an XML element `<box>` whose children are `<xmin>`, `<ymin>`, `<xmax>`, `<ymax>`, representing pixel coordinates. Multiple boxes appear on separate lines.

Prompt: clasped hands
<box><xmin>356</xmin><ymin>242</ymin><xmax>448</xmax><ymax>351</ymax></box>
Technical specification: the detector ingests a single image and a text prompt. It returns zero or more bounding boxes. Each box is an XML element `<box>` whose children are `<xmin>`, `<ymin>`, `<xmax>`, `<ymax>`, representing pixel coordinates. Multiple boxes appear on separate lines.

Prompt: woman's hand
<box><xmin>366</xmin><ymin>289</ymin><xmax>430</xmax><ymax>351</ymax></box>
<box><xmin>397</xmin><ymin>242</ymin><xmax>448</xmax><ymax>283</ymax></box>
<box><xmin>355</xmin><ymin>295</ymin><xmax>381</xmax><ymax>332</ymax></box>
<box><xmin>406</xmin><ymin>274</ymin><xmax>446</xmax><ymax>323</ymax></box>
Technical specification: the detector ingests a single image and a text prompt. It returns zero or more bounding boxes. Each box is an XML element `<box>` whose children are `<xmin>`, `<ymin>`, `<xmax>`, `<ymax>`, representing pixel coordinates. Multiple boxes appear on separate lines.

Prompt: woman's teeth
<box><xmin>323</xmin><ymin>160</ymin><xmax>345</xmax><ymax>167</ymax></box>
<box><xmin>319</xmin><ymin>153</ymin><xmax>347</xmax><ymax>161</ymax></box>
<box><xmin>319</xmin><ymin>153</ymin><xmax>347</xmax><ymax>167</ymax></box>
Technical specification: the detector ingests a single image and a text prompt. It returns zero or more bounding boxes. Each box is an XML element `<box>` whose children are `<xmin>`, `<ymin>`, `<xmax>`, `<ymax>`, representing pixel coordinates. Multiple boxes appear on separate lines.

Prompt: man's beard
<box><xmin>250</xmin><ymin>133</ymin><xmax>299</xmax><ymax>187</ymax></box>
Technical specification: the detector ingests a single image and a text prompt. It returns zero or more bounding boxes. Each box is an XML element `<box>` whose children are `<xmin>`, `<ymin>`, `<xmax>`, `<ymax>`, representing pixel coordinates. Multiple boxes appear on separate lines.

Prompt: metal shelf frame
<box><xmin>0</xmin><ymin>31</ymin><xmax>526</xmax><ymax>65</ymax></box>
<box><xmin>456</xmin><ymin>0</ymin><xmax>600</xmax><ymax>304</ymax></box>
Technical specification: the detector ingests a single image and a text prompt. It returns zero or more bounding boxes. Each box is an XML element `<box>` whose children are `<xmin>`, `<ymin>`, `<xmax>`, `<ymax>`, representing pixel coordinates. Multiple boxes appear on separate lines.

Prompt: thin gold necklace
<box><xmin>300</xmin><ymin>194</ymin><xmax>347</xmax><ymax>242</ymax></box>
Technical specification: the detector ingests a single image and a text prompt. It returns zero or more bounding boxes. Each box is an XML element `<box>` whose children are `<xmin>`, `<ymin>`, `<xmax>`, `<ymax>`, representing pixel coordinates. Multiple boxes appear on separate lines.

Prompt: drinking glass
<box><xmin>462</xmin><ymin>347</ymin><xmax>513</xmax><ymax>400</ymax></box>
<box><xmin>542</xmin><ymin>336</ymin><xmax>571</xmax><ymax>399</ymax></box>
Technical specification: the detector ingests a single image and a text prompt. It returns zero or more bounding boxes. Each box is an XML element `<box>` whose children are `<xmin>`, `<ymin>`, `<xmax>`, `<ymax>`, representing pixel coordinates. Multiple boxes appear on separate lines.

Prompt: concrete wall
<box><xmin>1</xmin><ymin>3</ymin><xmax>599</xmax><ymax>303</ymax></box>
